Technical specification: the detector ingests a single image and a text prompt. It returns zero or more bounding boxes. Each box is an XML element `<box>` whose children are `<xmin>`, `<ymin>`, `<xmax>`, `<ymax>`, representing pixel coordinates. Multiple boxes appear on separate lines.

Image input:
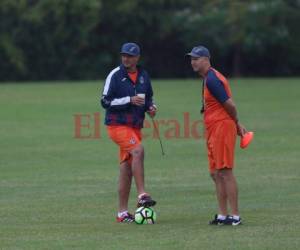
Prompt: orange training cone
<box><xmin>240</xmin><ymin>131</ymin><xmax>254</xmax><ymax>149</ymax></box>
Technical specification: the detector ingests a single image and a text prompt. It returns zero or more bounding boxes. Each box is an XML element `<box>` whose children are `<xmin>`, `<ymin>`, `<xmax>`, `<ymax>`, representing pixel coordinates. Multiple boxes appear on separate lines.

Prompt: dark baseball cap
<box><xmin>186</xmin><ymin>46</ymin><xmax>210</xmax><ymax>58</ymax></box>
<box><xmin>120</xmin><ymin>42</ymin><xmax>140</xmax><ymax>56</ymax></box>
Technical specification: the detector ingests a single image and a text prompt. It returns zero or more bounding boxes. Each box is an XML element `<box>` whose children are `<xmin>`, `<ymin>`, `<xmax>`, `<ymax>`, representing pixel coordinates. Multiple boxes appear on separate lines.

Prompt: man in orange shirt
<box><xmin>101</xmin><ymin>43</ymin><xmax>157</xmax><ymax>223</ymax></box>
<box><xmin>187</xmin><ymin>46</ymin><xmax>248</xmax><ymax>226</ymax></box>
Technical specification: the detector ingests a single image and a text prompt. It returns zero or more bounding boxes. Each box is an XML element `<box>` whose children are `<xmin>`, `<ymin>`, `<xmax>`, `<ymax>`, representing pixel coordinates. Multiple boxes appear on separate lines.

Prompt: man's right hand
<box><xmin>130</xmin><ymin>96</ymin><xmax>145</xmax><ymax>106</ymax></box>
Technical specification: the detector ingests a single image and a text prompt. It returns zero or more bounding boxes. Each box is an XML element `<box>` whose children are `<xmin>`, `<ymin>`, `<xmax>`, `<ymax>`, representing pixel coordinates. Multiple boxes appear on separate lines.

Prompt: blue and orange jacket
<box><xmin>101</xmin><ymin>64</ymin><xmax>154</xmax><ymax>128</ymax></box>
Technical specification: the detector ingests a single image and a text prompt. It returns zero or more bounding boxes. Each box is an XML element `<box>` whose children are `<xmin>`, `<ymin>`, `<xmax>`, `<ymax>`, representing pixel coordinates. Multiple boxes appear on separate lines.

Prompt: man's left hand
<box><xmin>237</xmin><ymin>122</ymin><xmax>247</xmax><ymax>137</ymax></box>
<box><xmin>147</xmin><ymin>105</ymin><xmax>157</xmax><ymax>118</ymax></box>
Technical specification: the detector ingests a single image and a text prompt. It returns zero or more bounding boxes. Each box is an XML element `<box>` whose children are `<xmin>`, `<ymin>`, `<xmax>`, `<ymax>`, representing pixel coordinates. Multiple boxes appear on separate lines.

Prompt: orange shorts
<box><xmin>205</xmin><ymin>120</ymin><xmax>237</xmax><ymax>173</ymax></box>
<box><xmin>107</xmin><ymin>125</ymin><xmax>142</xmax><ymax>164</ymax></box>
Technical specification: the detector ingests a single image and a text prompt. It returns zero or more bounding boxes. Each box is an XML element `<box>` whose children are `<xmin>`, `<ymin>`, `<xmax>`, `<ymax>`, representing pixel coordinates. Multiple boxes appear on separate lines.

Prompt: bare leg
<box><xmin>211</xmin><ymin>172</ymin><xmax>228</xmax><ymax>215</ymax></box>
<box><xmin>219</xmin><ymin>168</ymin><xmax>239</xmax><ymax>215</ymax></box>
<box><xmin>118</xmin><ymin>161</ymin><xmax>132</xmax><ymax>212</ymax></box>
<box><xmin>130</xmin><ymin>144</ymin><xmax>145</xmax><ymax>195</ymax></box>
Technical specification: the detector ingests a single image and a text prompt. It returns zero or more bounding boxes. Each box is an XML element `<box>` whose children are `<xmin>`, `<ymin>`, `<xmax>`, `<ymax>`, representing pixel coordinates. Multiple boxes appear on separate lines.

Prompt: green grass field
<box><xmin>1</xmin><ymin>78</ymin><xmax>300</xmax><ymax>250</ymax></box>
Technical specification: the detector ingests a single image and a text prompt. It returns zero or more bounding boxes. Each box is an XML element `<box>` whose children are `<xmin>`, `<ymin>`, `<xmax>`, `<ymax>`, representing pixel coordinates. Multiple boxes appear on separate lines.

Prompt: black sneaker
<box><xmin>223</xmin><ymin>215</ymin><xmax>242</xmax><ymax>226</ymax></box>
<box><xmin>116</xmin><ymin>212</ymin><xmax>135</xmax><ymax>223</ymax></box>
<box><xmin>137</xmin><ymin>193</ymin><xmax>156</xmax><ymax>207</ymax></box>
<box><xmin>209</xmin><ymin>214</ymin><xmax>225</xmax><ymax>225</ymax></box>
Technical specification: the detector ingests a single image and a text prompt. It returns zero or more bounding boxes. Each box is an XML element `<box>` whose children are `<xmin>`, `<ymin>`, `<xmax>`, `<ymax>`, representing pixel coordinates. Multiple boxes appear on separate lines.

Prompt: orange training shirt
<box><xmin>203</xmin><ymin>68</ymin><xmax>233</xmax><ymax>128</ymax></box>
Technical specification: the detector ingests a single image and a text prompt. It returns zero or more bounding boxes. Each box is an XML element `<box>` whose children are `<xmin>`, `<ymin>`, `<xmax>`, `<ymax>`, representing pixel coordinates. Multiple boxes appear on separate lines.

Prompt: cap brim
<box><xmin>120</xmin><ymin>52</ymin><xmax>139</xmax><ymax>56</ymax></box>
<box><xmin>185</xmin><ymin>52</ymin><xmax>200</xmax><ymax>57</ymax></box>
<box><xmin>240</xmin><ymin>131</ymin><xmax>254</xmax><ymax>149</ymax></box>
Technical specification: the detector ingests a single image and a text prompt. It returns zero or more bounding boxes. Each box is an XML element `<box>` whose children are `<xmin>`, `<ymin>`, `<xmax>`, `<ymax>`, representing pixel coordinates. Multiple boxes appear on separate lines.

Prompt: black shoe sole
<box><xmin>137</xmin><ymin>200</ymin><xmax>156</xmax><ymax>208</ymax></box>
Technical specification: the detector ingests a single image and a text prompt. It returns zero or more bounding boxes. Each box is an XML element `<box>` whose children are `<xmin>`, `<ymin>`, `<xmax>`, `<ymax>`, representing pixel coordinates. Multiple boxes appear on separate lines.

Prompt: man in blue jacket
<box><xmin>101</xmin><ymin>42</ymin><xmax>157</xmax><ymax>223</ymax></box>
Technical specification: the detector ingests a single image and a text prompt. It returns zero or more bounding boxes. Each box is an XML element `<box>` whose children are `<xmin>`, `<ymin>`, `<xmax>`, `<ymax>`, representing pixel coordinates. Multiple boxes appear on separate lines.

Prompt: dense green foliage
<box><xmin>0</xmin><ymin>0</ymin><xmax>299</xmax><ymax>80</ymax></box>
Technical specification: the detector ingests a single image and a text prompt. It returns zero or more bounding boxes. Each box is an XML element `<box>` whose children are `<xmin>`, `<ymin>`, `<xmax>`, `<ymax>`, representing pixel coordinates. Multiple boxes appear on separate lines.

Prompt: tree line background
<box><xmin>0</xmin><ymin>0</ymin><xmax>299</xmax><ymax>81</ymax></box>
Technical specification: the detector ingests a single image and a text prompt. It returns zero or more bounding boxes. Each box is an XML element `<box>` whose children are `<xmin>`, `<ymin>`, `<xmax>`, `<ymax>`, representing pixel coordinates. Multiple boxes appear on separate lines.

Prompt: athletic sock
<box><xmin>232</xmin><ymin>215</ymin><xmax>240</xmax><ymax>220</ymax></box>
<box><xmin>118</xmin><ymin>210</ymin><xmax>128</xmax><ymax>218</ymax></box>
<box><xmin>138</xmin><ymin>193</ymin><xmax>148</xmax><ymax>199</ymax></box>
<box><xmin>217</xmin><ymin>214</ymin><xmax>226</xmax><ymax>220</ymax></box>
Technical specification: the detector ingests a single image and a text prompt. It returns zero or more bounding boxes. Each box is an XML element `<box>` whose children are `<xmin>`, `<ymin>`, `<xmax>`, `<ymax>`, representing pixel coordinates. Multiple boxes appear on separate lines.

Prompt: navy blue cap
<box><xmin>120</xmin><ymin>42</ymin><xmax>140</xmax><ymax>56</ymax></box>
<box><xmin>186</xmin><ymin>46</ymin><xmax>210</xmax><ymax>58</ymax></box>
